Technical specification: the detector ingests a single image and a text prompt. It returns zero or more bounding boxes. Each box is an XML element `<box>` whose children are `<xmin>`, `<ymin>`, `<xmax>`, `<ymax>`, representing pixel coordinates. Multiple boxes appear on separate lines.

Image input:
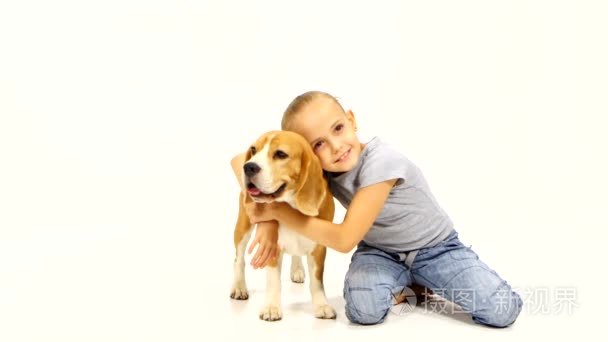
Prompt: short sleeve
<box><xmin>357</xmin><ymin>144</ymin><xmax>409</xmax><ymax>189</ymax></box>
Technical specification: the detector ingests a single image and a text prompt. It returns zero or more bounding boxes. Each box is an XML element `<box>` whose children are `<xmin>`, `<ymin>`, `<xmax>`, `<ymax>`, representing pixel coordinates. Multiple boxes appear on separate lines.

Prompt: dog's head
<box><xmin>243</xmin><ymin>131</ymin><xmax>326</xmax><ymax>216</ymax></box>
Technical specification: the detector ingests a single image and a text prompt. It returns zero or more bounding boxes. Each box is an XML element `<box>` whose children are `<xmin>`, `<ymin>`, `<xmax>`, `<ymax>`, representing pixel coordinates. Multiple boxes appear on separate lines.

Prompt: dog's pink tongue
<box><xmin>247</xmin><ymin>187</ymin><xmax>261</xmax><ymax>196</ymax></box>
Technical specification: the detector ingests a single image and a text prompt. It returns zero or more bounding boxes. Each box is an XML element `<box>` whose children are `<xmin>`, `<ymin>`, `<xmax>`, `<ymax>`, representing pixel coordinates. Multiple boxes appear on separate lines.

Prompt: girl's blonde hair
<box><xmin>281</xmin><ymin>91</ymin><xmax>345</xmax><ymax>131</ymax></box>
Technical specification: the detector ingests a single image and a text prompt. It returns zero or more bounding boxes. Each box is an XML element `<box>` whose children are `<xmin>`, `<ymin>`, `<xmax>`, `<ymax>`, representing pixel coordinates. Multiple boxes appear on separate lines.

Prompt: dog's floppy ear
<box><xmin>294</xmin><ymin>148</ymin><xmax>326</xmax><ymax>216</ymax></box>
<box><xmin>244</xmin><ymin>145</ymin><xmax>253</xmax><ymax>161</ymax></box>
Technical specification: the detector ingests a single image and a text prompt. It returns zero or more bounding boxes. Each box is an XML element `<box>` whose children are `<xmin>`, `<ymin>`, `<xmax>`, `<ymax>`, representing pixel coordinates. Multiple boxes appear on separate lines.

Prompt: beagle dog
<box><xmin>230</xmin><ymin>131</ymin><xmax>336</xmax><ymax>321</ymax></box>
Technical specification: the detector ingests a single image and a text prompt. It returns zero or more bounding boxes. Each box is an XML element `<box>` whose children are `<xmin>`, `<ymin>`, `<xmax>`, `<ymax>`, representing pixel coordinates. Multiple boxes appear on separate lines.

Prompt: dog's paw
<box><xmin>230</xmin><ymin>285</ymin><xmax>249</xmax><ymax>300</ymax></box>
<box><xmin>290</xmin><ymin>268</ymin><xmax>305</xmax><ymax>283</ymax></box>
<box><xmin>314</xmin><ymin>304</ymin><xmax>337</xmax><ymax>319</ymax></box>
<box><xmin>259</xmin><ymin>305</ymin><xmax>282</xmax><ymax>321</ymax></box>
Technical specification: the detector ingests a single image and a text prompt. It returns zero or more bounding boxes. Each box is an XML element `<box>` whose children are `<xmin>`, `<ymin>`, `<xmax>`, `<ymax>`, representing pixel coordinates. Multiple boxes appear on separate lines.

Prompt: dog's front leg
<box><xmin>230</xmin><ymin>195</ymin><xmax>253</xmax><ymax>300</ymax></box>
<box><xmin>230</xmin><ymin>228</ymin><xmax>252</xmax><ymax>300</ymax></box>
<box><xmin>259</xmin><ymin>251</ymin><xmax>283</xmax><ymax>321</ymax></box>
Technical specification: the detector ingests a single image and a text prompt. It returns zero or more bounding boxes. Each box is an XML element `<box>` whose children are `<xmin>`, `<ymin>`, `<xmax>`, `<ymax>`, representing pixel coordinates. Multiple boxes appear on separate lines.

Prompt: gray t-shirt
<box><xmin>328</xmin><ymin>137</ymin><xmax>454</xmax><ymax>253</ymax></box>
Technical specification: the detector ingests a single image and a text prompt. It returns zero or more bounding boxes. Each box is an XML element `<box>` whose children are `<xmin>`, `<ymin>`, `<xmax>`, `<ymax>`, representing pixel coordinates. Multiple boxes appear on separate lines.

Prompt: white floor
<box><xmin>0</xmin><ymin>216</ymin><xmax>596</xmax><ymax>342</ymax></box>
<box><xmin>215</xmin><ymin>240</ymin><xmax>590</xmax><ymax>342</ymax></box>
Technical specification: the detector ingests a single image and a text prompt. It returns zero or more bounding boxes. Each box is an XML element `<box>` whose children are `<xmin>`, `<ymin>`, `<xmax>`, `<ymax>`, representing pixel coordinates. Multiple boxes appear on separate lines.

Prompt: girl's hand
<box><xmin>245</xmin><ymin>202</ymin><xmax>279</xmax><ymax>223</ymax></box>
<box><xmin>247</xmin><ymin>220</ymin><xmax>279</xmax><ymax>269</ymax></box>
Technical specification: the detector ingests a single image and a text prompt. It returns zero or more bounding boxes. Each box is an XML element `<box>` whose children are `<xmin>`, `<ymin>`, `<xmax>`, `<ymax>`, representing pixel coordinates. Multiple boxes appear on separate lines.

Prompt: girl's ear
<box><xmin>346</xmin><ymin>109</ymin><xmax>358</xmax><ymax>130</ymax></box>
<box><xmin>294</xmin><ymin>149</ymin><xmax>326</xmax><ymax>216</ymax></box>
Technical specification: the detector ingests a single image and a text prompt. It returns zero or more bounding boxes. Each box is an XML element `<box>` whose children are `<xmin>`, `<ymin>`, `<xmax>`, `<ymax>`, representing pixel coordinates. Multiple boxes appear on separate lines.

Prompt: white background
<box><xmin>1</xmin><ymin>0</ymin><xmax>606</xmax><ymax>341</ymax></box>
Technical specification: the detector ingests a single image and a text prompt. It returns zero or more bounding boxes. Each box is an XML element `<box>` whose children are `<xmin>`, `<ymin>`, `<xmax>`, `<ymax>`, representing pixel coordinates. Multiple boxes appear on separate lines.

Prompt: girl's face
<box><xmin>290</xmin><ymin>98</ymin><xmax>363</xmax><ymax>173</ymax></box>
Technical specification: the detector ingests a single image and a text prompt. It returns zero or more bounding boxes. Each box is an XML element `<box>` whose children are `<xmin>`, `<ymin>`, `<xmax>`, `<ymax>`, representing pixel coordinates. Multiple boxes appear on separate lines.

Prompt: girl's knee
<box><xmin>343</xmin><ymin>280</ymin><xmax>391</xmax><ymax>325</ymax></box>
<box><xmin>342</xmin><ymin>256</ymin><xmax>409</xmax><ymax>325</ymax></box>
<box><xmin>345</xmin><ymin>304</ymin><xmax>387</xmax><ymax>325</ymax></box>
<box><xmin>473</xmin><ymin>285</ymin><xmax>523</xmax><ymax>328</ymax></box>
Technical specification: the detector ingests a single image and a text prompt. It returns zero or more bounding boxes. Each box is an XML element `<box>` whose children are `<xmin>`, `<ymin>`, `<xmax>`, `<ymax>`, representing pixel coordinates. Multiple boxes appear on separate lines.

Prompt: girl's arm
<box><xmin>260</xmin><ymin>179</ymin><xmax>397</xmax><ymax>253</ymax></box>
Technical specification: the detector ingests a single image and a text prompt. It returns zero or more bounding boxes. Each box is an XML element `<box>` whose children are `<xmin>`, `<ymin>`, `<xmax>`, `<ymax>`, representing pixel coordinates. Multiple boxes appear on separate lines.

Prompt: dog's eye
<box><xmin>274</xmin><ymin>150</ymin><xmax>288</xmax><ymax>160</ymax></box>
<box><xmin>250</xmin><ymin>146</ymin><xmax>256</xmax><ymax>155</ymax></box>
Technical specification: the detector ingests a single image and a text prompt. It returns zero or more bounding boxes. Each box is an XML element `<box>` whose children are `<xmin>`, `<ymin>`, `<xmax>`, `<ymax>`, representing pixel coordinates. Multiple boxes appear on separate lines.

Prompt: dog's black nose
<box><xmin>243</xmin><ymin>162</ymin><xmax>261</xmax><ymax>177</ymax></box>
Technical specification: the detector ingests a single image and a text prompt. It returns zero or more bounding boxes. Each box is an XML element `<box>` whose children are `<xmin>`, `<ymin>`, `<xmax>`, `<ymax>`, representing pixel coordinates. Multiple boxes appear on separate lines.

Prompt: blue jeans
<box><xmin>343</xmin><ymin>231</ymin><xmax>522</xmax><ymax>327</ymax></box>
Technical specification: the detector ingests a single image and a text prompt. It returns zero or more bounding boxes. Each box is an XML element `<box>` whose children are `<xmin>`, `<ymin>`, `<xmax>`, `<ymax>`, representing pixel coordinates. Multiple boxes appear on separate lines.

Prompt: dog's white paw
<box><xmin>259</xmin><ymin>305</ymin><xmax>283</xmax><ymax>321</ymax></box>
<box><xmin>291</xmin><ymin>268</ymin><xmax>305</xmax><ymax>283</ymax></box>
<box><xmin>230</xmin><ymin>285</ymin><xmax>249</xmax><ymax>300</ymax></box>
<box><xmin>314</xmin><ymin>304</ymin><xmax>337</xmax><ymax>319</ymax></box>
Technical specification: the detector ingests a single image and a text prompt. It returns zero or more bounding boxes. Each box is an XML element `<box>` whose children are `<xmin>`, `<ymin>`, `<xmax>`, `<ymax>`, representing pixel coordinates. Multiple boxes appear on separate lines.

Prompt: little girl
<box><xmin>231</xmin><ymin>91</ymin><xmax>522</xmax><ymax>327</ymax></box>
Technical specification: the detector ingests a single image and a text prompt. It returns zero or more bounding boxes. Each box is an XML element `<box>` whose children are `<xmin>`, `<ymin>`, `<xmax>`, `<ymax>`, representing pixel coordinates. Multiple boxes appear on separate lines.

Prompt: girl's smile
<box><xmin>335</xmin><ymin>147</ymin><xmax>352</xmax><ymax>164</ymax></box>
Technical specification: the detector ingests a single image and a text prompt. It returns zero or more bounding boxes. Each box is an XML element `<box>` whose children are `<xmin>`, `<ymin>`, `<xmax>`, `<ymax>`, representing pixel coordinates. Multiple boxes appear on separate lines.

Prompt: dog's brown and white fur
<box><xmin>230</xmin><ymin>131</ymin><xmax>336</xmax><ymax>321</ymax></box>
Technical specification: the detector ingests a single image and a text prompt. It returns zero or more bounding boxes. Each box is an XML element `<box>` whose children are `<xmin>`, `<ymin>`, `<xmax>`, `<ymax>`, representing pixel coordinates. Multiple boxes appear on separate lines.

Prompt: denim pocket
<box><xmin>448</xmin><ymin>248</ymin><xmax>479</xmax><ymax>261</ymax></box>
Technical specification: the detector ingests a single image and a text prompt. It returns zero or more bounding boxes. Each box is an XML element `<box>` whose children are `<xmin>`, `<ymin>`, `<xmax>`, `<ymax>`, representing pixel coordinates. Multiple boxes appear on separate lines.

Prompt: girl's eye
<box><xmin>250</xmin><ymin>146</ymin><xmax>256</xmax><ymax>155</ymax></box>
<box><xmin>274</xmin><ymin>150</ymin><xmax>288</xmax><ymax>159</ymax></box>
<box><xmin>313</xmin><ymin>141</ymin><xmax>324</xmax><ymax>150</ymax></box>
<box><xmin>335</xmin><ymin>124</ymin><xmax>344</xmax><ymax>132</ymax></box>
